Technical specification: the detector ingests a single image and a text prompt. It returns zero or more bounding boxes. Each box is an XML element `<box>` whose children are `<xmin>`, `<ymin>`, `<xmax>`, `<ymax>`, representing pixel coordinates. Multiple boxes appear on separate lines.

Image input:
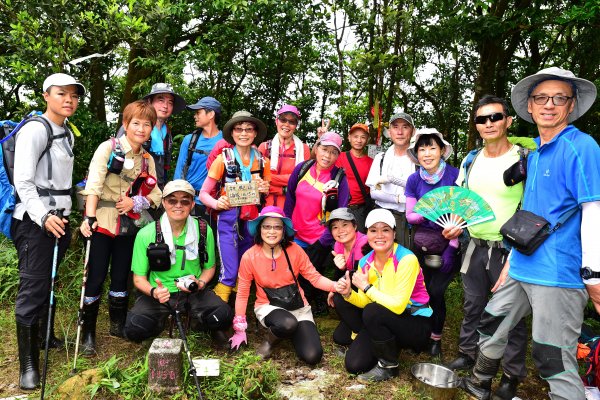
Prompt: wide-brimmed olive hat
<box><xmin>222</xmin><ymin>110</ymin><xmax>268</xmax><ymax>145</ymax></box>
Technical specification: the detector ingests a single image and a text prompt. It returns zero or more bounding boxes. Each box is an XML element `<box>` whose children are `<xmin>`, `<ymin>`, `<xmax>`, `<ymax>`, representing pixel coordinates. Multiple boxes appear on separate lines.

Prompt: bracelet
<box><xmin>85</xmin><ymin>216</ymin><xmax>97</xmax><ymax>227</ymax></box>
<box><xmin>150</xmin><ymin>287</ymin><xmax>156</xmax><ymax>299</ymax></box>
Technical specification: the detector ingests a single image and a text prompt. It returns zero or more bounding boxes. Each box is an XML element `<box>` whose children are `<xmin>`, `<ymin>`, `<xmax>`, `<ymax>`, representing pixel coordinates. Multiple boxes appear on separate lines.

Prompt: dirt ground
<box><xmin>0</xmin><ymin>298</ymin><xmax>551</xmax><ymax>400</ymax></box>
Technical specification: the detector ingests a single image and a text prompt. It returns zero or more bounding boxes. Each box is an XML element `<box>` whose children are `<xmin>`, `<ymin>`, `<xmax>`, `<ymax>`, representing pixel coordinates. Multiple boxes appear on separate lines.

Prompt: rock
<box><xmin>148</xmin><ymin>338</ymin><xmax>183</xmax><ymax>394</ymax></box>
<box><xmin>56</xmin><ymin>368</ymin><xmax>102</xmax><ymax>400</ymax></box>
<box><xmin>277</xmin><ymin>368</ymin><xmax>339</xmax><ymax>400</ymax></box>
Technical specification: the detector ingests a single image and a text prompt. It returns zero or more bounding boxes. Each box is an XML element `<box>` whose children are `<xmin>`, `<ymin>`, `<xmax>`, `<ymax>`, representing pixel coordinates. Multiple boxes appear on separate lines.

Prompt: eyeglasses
<box><xmin>474</xmin><ymin>112</ymin><xmax>505</xmax><ymax>125</ymax></box>
<box><xmin>233</xmin><ymin>126</ymin><xmax>256</xmax><ymax>134</ymax></box>
<box><xmin>278</xmin><ymin>115</ymin><xmax>298</xmax><ymax>126</ymax></box>
<box><xmin>261</xmin><ymin>224</ymin><xmax>284</xmax><ymax>231</ymax></box>
<box><xmin>165</xmin><ymin>197</ymin><xmax>193</xmax><ymax>207</ymax></box>
<box><xmin>530</xmin><ymin>95</ymin><xmax>573</xmax><ymax>106</ymax></box>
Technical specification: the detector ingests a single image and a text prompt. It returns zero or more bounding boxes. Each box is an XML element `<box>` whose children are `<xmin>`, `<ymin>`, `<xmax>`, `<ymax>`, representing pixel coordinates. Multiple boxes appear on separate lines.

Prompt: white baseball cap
<box><xmin>365</xmin><ymin>208</ymin><xmax>396</xmax><ymax>229</ymax></box>
<box><xmin>43</xmin><ymin>73</ymin><xmax>86</xmax><ymax>96</ymax></box>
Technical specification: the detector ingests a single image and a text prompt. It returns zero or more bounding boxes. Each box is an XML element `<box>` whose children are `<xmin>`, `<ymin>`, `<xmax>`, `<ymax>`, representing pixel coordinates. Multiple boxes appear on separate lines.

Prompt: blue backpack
<box><xmin>0</xmin><ymin>112</ymin><xmax>63</xmax><ymax>239</ymax></box>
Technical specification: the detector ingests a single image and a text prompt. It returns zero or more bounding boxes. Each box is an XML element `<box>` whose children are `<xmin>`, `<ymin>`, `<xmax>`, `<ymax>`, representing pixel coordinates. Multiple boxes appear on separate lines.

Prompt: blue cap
<box><xmin>187</xmin><ymin>96</ymin><xmax>222</xmax><ymax>115</ymax></box>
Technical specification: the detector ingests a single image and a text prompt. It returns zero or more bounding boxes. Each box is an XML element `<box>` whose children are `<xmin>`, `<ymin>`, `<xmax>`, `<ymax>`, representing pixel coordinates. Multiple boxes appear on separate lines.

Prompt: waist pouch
<box><xmin>262</xmin><ymin>284</ymin><xmax>304</xmax><ymax>311</ymax></box>
<box><xmin>118</xmin><ymin>214</ymin><xmax>139</xmax><ymax>236</ymax></box>
<box><xmin>413</xmin><ymin>226</ymin><xmax>449</xmax><ymax>255</ymax></box>
<box><xmin>147</xmin><ymin>242</ymin><xmax>171</xmax><ymax>272</ymax></box>
<box><xmin>500</xmin><ymin>210</ymin><xmax>550</xmax><ymax>255</ymax></box>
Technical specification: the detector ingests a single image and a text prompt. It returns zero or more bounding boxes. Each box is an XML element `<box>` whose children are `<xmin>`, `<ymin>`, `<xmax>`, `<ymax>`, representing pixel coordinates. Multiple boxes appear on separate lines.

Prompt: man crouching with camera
<box><xmin>123</xmin><ymin>180</ymin><xmax>233</xmax><ymax>346</ymax></box>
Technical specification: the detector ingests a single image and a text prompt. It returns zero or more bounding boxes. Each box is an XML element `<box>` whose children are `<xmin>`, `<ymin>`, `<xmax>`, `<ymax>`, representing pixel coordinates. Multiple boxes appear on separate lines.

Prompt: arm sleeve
<box><xmin>199</xmin><ymin>177</ymin><xmax>219</xmax><ymax>210</ymax></box>
<box><xmin>405</xmin><ymin>196</ymin><xmax>425</xmax><ymax>225</ymax></box>
<box><xmin>297</xmin><ymin>247</ymin><xmax>336</xmax><ymax>292</ymax></box>
<box><xmin>235</xmin><ymin>253</ymin><xmax>254</xmax><ymax>316</ymax></box>
<box><xmin>173</xmin><ymin>134</ymin><xmax>191</xmax><ymax>180</ymax></box>
<box><xmin>582</xmin><ymin>201</ymin><xmax>600</xmax><ymax>285</ymax></box>
<box><xmin>13</xmin><ymin>121</ymin><xmax>55</xmax><ymax>225</ymax></box>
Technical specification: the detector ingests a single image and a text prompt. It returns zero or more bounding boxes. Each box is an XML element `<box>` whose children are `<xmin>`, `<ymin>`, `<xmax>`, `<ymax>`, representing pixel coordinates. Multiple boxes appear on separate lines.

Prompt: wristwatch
<box><xmin>363</xmin><ymin>284</ymin><xmax>373</xmax><ymax>293</ymax></box>
<box><xmin>580</xmin><ymin>267</ymin><xmax>600</xmax><ymax>280</ymax></box>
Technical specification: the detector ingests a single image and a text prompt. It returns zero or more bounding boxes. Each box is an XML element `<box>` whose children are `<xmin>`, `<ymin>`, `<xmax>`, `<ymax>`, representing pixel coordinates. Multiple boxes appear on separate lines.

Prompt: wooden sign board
<box><xmin>225</xmin><ymin>181</ymin><xmax>260</xmax><ymax>206</ymax></box>
<box><xmin>367</xmin><ymin>144</ymin><xmax>383</xmax><ymax>159</ymax></box>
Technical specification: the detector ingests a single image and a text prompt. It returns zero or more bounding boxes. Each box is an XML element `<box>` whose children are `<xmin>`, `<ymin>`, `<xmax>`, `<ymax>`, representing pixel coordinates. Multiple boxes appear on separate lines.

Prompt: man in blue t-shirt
<box><xmin>174</xmin><ymin>97</ymin><xmax>223</xmax><ymax>221</ymax></box>
<box><xmin>463</xmin><ymin>68</ymin><xmax>600</xmax><ymax>400</ymax></box>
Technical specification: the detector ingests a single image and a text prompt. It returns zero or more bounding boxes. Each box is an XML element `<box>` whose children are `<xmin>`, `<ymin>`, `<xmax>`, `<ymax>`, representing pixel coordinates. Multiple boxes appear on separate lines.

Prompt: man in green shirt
<box><xmin>123</xmin><ymin>180</ymin><xmax>232</xmax><ymax>344</ymax></box>
<box><xmin>445</xmin><ymin>95</ymin><xmax>527</xmax><ymax>400</ymax></box>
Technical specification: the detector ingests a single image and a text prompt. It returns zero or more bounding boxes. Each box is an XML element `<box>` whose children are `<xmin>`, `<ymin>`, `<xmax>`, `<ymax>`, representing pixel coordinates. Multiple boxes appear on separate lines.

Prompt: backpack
<box><xmin>0</xmin><ymin>112</ymin><xmax>72</xmax><ymax>239</ymax></box>
<box><xmin>578</xmin><ymin>323</ymin><xmax>600</xmax><ymax>388</ymax></box>
<box><xmin>462</xmin><ymin>146</ymin><xmax>529</xmax><ymax>188</ymax></box>
<box><xmin>295</xmin><ymin>159</ymin><xmax>345</xmax><ymax>223</ymax></box>
<box><xmin>181</xmin><ymin>129</ymin><xmax>211</xmax><ymax>180</ymax></box>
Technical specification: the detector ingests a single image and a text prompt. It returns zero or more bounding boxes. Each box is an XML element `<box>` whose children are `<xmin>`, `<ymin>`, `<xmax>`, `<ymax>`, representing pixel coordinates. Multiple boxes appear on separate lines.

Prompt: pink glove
<box><xmin>229</xmin><ymin>315</ymin><xmax>248</xmax><ymax>350</ymax></box>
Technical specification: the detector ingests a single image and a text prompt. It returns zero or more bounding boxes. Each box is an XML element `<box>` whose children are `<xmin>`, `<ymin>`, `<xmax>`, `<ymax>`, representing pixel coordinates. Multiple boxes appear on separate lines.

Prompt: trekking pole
<box><xmin>71</xmin><ymin>237</ymin><xmax>91</xmax><ymax>374</ymax></box>
<box><xmin>166</xmin><ymin>303</ymin><xmax>203</xmax><ymax>400</ymax></box>
<box><xmin>40</xmin><ymin>236</ymin><xmax>60</xmax><ymax>400</ymax></box>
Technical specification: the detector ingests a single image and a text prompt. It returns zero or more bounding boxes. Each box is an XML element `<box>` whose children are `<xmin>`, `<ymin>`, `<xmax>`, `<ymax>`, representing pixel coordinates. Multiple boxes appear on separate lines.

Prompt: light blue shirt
<box><xmin>510</xmin><ymin>125</ymin><xmax>600</xmax><ymax>289</ymax></box>
<box><xmin>174</xmin><ymin>130</ymin><xmax>223</xmax><ymax>204</ymax></box>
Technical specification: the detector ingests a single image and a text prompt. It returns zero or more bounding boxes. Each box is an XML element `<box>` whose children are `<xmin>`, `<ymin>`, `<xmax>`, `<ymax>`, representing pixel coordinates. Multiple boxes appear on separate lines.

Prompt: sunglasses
<box><xmin>530</xmin><ymin>95</ymin><xmax>573</xmax><ymax>106</ymax></box>
<box><xmin>165</xmin><ymin>197</ymin><xmax>193</xmax><ymax>207</ymax></box>
<box><xmin>278</xmin><ymin>115</ymin><xmax>298</xmax><ymax>126</ymax></box>
<box><xmin>474</xmin><ymin>112</ymin><xmax>505</xmax><ymax>125</ymax></box>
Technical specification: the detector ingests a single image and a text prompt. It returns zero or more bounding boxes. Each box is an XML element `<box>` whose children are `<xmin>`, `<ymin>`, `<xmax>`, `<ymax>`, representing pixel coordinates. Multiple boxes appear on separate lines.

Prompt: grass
<box><xmin>0</xmin><ymin>235</ymin><xmax>584</xmax><ymax>399</ymax></box>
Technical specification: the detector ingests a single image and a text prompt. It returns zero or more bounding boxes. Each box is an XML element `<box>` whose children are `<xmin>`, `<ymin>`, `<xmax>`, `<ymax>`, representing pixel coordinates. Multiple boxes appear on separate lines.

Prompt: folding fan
<box><xmin>413</xmin><ymin>186</ymin><xmax>495</xmax><ymax>229</ymax></box>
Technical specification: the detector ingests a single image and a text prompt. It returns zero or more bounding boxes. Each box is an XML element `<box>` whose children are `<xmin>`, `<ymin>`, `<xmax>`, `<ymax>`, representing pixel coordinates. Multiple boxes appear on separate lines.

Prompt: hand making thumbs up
<box><xmin>153</xmin><ymin>278</ymin><xmax>170</xmax><ymax>303</ymax></box>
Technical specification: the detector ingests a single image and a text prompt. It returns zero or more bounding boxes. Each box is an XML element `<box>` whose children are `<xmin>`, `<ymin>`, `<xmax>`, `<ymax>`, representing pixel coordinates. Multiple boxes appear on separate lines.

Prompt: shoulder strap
<box><xmin>550</xmin><ymin>206</ymin><xmax>580</xmax><ymax>233</ymax></box>
<box><xmin>297</xmin><ymin>159</ymin><xmax>315</xmax><ymax>182</ymax></box>
<box><xmin>155</xmin><ymin>219</ymin><xmax>164</xmax><ymax>243</ymax></box>
<box><xmin>379</xmin><ymin>152</ymin><xmax>384</xmax><ymax>175</ymax></box>
<box><xmin>195</xmin><ymin>217</ymin><xmax>208</xmax><ymax>263</ymax></box>
<box><xmin>345</xmin><ymin>151</ymin><xmax>369</xmax><ymax>201</ymax></box>
<box><xmin>250</xmin><ymin>147</ymin><xmax>264</xmax><ymax>178</ymax></box>
<box><xmin>282</xmin><ymin>247</ymin><xmax>300</xmax><ymax>287</ymax></box>
<box><xmin>463</xmin><ymin>148</ymin><xmax>482</xmax><ymax>188</ymax></box>
<box><xmin>182</xmin><ymin>130</ymin><xmax>202</xmax><ymax>179</ymax></box>
<box><xmin>333</xmin><ymin>165</ymin><xmax>345</xmax><ymax>184</ymax></box>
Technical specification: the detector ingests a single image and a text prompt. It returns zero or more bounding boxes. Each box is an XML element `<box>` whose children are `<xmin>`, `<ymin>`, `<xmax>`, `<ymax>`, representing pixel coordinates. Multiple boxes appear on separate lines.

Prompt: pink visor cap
<box><xmin>318</xmin><ymin>131</ymin><xmax>342</xmax><ymax>152</ymax></box>
<box><xmin>277</xmin><ymin>104</ymin><xmax>301</xmax><ymax>118</ymax></box>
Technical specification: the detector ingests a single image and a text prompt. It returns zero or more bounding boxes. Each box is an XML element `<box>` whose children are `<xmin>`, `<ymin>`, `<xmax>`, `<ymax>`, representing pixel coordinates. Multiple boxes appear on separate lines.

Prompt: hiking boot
<box><xmin>256</xmin><ymin>328</ymin><xmax>280</xmax><ymax>359</ymax></box>
<box><xmin>108</xmin><ymin>295</ymin><xmax>128</xmax><ymax>338</ymax></box>
<box><xmin>429</xmin><ymin>339</ymin><xmax>442</xmax><ymax>358</ymax></box>
<box><xmin>81</xmin><ymin>300</ymin><xmax>100</xmax><ymax>356</ymax></box>
<box><xmin>210</xmin><ymin>330</ymin><xmax>230</xmax><ymax>349</ymax></box>
<box><xmin>492</xmin><ymin>373</ymin><xmax>519</xmax><ymax>400</ymax></box>
<box><xmin>357</xmin><ymin>338</ymin><xmax>399</xmax><ymax>383</ymax></box>
<box><xmin>460</xmin><ymin>351</ymin><xmax>500</xmax><ymax>400</ymax></box>
<box><xmin>17</xmin><ymin>322</ymin><xmax>40</xmax><ymax>390</ymax></box>
<box><xmin>447</xmin><ymin>352</ymin><xmax>475</xmax><ymax>371</ymax></box>
<box><xmin>39</xmin><ymin>301</ymin><xmax>65</xmax><ymax>350</ymax></box>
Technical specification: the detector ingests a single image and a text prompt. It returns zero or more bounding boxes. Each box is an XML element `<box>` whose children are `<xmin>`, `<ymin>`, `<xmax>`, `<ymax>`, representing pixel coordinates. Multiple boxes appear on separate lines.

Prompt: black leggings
<box><xmin>263</xmin><ymin>309</ymin><xmax>323</xmax><ymax>365</ymax></box>
<box><xmin>420</xmin><ymin>261</ymin><xmax>457</xmax><ymax>336</ymax></box>
<box><xmin>85</xmin><ymin>232</ymin><xmax>136</xmax><ymax>298</ymax></box>
<box><xmin>333</xmin><ymin>295</ymin><xmax>431</xmax><ymax>374</ymax></box>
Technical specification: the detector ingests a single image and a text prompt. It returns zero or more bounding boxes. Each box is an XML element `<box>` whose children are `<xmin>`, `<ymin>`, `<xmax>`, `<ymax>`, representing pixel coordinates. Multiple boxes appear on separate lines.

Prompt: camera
<box><xmin>175</xmin><ymin>276</ymin><xmax>198</xmax><ymax>292</ymax></box>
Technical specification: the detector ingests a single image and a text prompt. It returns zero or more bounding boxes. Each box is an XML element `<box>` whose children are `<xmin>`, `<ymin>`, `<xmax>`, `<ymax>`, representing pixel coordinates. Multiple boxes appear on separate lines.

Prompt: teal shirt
<box><xmin>131</xmin><ymin>217</ymin><xmax>215</xmax><ymax>293</ymax></box>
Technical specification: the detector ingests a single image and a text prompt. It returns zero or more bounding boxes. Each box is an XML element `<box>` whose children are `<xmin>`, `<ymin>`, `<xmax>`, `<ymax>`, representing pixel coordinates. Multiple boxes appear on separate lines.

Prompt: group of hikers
<box><xmin>9</xmin><ymin>65</ymin><xmax>600</xmax><ymax>400</ymax></box>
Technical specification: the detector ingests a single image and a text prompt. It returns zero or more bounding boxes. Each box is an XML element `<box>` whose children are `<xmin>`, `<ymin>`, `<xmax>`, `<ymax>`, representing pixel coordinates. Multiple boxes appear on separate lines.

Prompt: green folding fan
<box><xmin>413</xmin><ymin>186</ymin><xmax>495</xmax><ymax>229</ymax></box>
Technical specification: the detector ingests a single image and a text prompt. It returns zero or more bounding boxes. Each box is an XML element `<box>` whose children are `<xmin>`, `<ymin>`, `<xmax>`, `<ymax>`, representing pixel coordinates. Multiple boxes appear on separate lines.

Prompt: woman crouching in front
<box><xmin>335</xmin><ymin>208</ymin><xmax>432</xmax><ymax>382</ymax></box>
<box><xmin>229</xmin><ymin>206</ymin><xmax>338</xmax><ymax>364</ymax></box>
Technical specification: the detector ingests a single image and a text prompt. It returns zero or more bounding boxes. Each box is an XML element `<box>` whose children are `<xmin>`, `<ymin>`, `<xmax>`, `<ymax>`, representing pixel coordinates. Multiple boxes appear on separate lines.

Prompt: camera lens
<box><xmin>187</xmin><ymin>281</ymin><xmax>199</xmax><ymax>292</ymax></box>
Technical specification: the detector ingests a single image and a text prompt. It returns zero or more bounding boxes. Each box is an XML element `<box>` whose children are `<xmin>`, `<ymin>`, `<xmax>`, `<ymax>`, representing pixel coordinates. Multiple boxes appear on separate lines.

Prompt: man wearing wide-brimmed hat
<box><xmin>118</xmin><ymin>83</ymin><xmax>186</xmax><ymax>188</ymax></box>
<box><xmin>462</xmin><ymin>68</ymin><xmax>600</xmax><ymax>400</ymax></box>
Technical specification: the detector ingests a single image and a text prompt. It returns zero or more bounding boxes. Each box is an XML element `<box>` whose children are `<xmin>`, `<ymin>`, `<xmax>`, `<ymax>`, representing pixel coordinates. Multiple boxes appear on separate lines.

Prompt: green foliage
<box><xmin>202</xmin><ymin>351</ymin><xmax>280</xmax><ymax>400</ymax></box>
<box><xmin>0</xmin><ymin>238</ymin><xmax>19</xmax><ymax>304</ymax></box>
